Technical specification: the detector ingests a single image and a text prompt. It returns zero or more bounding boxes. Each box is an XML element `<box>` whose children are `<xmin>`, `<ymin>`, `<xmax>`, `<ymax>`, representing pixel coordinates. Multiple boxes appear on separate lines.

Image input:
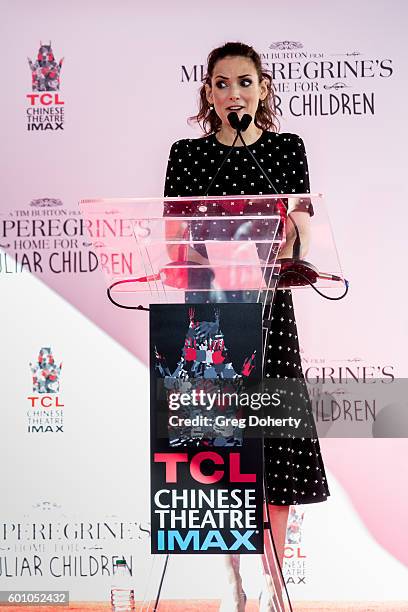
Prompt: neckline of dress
<box><xmin>211</xmin><ymin>130</ymin><xmax>266</xmax><ymax>148</ymax></box>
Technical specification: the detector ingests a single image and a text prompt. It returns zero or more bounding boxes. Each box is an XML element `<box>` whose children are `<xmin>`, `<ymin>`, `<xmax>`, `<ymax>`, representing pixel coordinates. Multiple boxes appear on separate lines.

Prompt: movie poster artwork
<box><xmin>150</xmin><ymin>303</ymin><xmax>264</xmax><ymax>554</ymax></box>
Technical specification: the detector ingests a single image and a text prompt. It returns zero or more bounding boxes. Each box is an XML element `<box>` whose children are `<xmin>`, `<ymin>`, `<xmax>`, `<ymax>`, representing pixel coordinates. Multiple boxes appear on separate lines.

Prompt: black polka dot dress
<box><xmin>163</xmin><ymin>131</ymin><xmax>330</xmax><ymax>506</ymax></box>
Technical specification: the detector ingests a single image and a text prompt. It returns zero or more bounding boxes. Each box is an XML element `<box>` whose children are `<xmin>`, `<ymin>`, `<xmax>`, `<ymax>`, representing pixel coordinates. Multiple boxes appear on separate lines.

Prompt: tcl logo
<box><xmin>27</xmin><ymin>396</ymin><xmax>64</xmax><ymax>408</ymax></box>
<box><xmin>26</xmin><ymin>93</ymin><xmax>64</xmax><ymax>106</ymax></box>
<box><xmin>284</xmin><ymin>546</ymin><xmax>306</xmax><ymax>559</ymax></box>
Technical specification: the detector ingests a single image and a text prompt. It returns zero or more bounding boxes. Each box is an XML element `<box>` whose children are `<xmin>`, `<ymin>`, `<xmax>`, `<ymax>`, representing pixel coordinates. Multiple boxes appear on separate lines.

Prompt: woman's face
<box><xmin>205</xmin><ymin>55</ymin><xmax>268</xmax><ymax>129</ymax></box>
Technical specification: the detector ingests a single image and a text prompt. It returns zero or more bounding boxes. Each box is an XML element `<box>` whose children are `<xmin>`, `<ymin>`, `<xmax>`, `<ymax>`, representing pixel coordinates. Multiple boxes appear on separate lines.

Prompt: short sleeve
<box><xmin>164</xmin><ymin>142</ymin><xmax>181</xmax><ymax>198</ymax></box>
<box><xmin>285</xmin><ymin>134</ymin><xmax>314</xmax><ymax>216</ymax></box>
<box><xmin>163</xmin><ymin>140</ymin><xmax>190</xmax><ymax>216</ymax></box>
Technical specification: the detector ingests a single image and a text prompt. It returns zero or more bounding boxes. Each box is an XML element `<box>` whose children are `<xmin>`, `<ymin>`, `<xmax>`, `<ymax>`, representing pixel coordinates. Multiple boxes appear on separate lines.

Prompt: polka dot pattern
<box><xmin>163</xmin><ymin>130</ymin><xmax>330</xmax><ymax>506</ymax></box>
<box><xmin>164</xmin><ymin>131</ymin><xmax>310</xmax><ymax>202</ymax></box>
<box><xmin>262</xmin><ymin>295</ymin><xmax>330</xmax><ymax>505</ymax></box>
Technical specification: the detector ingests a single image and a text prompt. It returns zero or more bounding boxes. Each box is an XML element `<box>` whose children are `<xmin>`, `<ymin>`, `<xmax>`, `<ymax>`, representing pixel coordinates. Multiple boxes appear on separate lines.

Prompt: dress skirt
<box><xmin>263</xmin><ymin>289</ymin><xmax>330</xmax><ymax>505</ymax></box>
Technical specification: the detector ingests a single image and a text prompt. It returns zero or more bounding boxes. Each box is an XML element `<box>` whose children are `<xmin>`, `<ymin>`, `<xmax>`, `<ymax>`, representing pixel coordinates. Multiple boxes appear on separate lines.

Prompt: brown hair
<box><xmin>189</xmin><ymin>41</ymin><xmax>279</xmax><ymax>135</ymax></box>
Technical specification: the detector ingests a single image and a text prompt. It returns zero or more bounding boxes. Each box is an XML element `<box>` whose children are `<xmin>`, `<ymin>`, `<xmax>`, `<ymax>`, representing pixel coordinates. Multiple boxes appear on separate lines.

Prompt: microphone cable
<box><xmin>107</xmin><ymin>278</ymin><xmax>150</xmax><ymax>310</ymax></box>
<box><xmin>232</xmin><ymin>115</ymin><xmax>349</xmax><ymax>300</ymax></box>
<box><xmin>204</xmin><ymin>131</ymin><xmax>240</xmax><ymax>196</ymax></box>
<box><xmin>278</xmin><ymin>268</ymin><xmax>349</xmax><ymax>300</ymax></box>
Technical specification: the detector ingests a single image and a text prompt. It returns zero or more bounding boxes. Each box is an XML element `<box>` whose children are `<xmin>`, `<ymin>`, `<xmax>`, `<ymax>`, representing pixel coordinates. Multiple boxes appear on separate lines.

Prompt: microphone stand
<box><xmin>235</xmin><ymin>122</ymin><xmax>348</xmax><ymax>298</ymax></box>
<box><xmin>204</xmin><ymin>131</ymin><xmax>240</xmax><ymax>196</ymax></box>
<box><xmin>225</xmin><ymin>112</ymin><xmax>293</xmax><ymax>612</ymax></box>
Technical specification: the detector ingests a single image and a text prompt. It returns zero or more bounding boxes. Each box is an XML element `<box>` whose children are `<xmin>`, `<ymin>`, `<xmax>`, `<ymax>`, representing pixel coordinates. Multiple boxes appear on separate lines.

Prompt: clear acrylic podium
<box><xmin>80</xmin><ymin>194</ymin><xmax>344</xmax><ymax>612</ymax></box>
<box><xmin>80</xmin><ymin>194</ymin><xmax>343</xmax><ymax>307</ymax></box>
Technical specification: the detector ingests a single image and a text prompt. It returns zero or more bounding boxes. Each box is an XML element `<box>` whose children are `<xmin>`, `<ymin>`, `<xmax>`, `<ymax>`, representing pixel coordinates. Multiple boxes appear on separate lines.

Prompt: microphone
<box><xmin>226</xmin><ymin>111</ymin><xmax>252</xmax><ymax>132</ymax></box>
<box><xmin>227</xmin><ymin>111</ymin><xmax>240</xmax><ymax>130</ymax></box>
<box><xmin>239</xmin><ymin>113</ymin><xmax>252</xmax><ymax>131</ymax></box>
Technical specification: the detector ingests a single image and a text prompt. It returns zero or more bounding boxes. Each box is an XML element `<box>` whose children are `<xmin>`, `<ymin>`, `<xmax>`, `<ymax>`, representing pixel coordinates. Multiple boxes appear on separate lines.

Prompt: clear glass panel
<box><xmin>79</xmin><ymin>194</ymin><xmax>345</xmax><ymax>309</ymax></box>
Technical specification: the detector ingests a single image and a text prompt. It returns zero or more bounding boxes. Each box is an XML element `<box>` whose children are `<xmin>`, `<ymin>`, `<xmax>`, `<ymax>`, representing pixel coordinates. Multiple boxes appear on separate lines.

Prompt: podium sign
<box><xmin>150</xmin><ymin>303</ymin><xmax>264</xmax><ymax>554</ymax></box>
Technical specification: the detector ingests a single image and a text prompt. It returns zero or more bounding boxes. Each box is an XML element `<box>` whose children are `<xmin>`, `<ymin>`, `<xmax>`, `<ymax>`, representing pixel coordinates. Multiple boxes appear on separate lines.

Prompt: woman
<box><xmin>163</xmin><ymin>41</ymin><xmax>330</xmax><ymax>612</ymax></box>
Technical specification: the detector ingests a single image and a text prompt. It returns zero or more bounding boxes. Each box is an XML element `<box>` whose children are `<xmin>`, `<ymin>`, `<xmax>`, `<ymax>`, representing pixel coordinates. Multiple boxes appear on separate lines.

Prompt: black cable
<box><xmin>237</xmin><ymin>128</ymin><xmax>349</xmax><ymax>300</ymax></box>
<box><xmin>153</xmin><ymin>554</ymin><xmax>169</xmax><ymax>611</ymax></box>
<box><xmin>107</xmin><ymin>279</ymin><xmax>150</xmax><ymax>311</ymax></box>
<box><xmin>237</xmin><ymin>130</ymin><xmax>280</xmax><ymax>195</ymax></box>
<box><xmin>261</xmin><ymin>283</ymin><xmax>294</xmax><ymax>612</ymax></box>
<box><xmin>204</xmin><ymin>131</ymin><xmax>240</xmax><ymax>196</ymax></box>
<box><xmin>279</xmin><ymin>269</ymin><xmax>349</xmax><ymax>300</ymax></box>
<box><xmin>236</xmin><ymin>130</ymin><xmax>307</xmax><ymax>262</ymax></box>
<box><xmin>264</xmin><ymin>481</ymin><xmax>294</xmax><ymax>612</ymax></box>
<box><xmin>106</xmin><ymin>258</ymin><xmax>348</xmax><ymax>310</ymax></box>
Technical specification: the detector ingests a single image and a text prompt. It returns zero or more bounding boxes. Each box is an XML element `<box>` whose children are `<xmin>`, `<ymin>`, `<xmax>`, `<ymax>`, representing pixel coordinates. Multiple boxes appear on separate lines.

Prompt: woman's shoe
<box><xmin>259</xmin><ymin>575</ymin><xmax>285</xmax><ymax>611</ymax></box>
<box><xmin>219</xmin><ymin>588</ymin><xmax>247</xmax><ymax>612</ymax></box>
<box><xmin>259</xmin><ymin>587</ymin><xmax>276</xmax><ymax>612</ymax></box>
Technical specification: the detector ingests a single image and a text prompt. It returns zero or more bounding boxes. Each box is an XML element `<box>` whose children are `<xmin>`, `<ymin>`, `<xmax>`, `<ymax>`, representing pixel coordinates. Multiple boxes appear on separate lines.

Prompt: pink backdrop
<box><xmin>1</xmin><ymin>0</ymin><xmax>407</xmax><ymax>603</ymax></box>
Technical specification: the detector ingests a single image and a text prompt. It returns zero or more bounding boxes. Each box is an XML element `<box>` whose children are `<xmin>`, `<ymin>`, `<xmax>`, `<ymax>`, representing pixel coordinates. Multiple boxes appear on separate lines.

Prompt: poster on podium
<box><xmin>149</xmin><ymin>303</ymin><xmax>264</xmax><ymax>555</ymax></box>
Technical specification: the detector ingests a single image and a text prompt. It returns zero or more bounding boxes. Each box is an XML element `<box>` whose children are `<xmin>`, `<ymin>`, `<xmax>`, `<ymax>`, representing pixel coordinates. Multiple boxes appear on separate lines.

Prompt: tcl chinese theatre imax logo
<box><xmin>26</xmin><ymin>42</ymin><xmax>65</xmax><ymax>131</ymax></box>
<box><xmin>27</xmin><ymin>347</ymin><xmax>64</xmax><ymax>433</ymax></box>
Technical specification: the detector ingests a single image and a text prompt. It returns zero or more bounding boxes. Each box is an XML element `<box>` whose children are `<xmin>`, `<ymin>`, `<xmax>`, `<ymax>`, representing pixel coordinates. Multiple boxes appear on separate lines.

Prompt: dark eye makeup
<box><xmin>215</xmin><ymin>78</ymin><xmax>253</xmax><ymax>89</ymax></box>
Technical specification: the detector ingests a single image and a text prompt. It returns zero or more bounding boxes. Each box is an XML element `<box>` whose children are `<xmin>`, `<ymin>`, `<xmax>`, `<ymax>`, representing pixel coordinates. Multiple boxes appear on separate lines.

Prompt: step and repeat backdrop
<box><xmin>1</xmin><ymin>0</ymin><xmax>408</xmax><ymax>605</ymax></box>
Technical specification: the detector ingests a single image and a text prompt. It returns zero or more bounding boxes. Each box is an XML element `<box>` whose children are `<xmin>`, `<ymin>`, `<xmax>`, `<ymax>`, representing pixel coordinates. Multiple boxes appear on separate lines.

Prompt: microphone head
<box><xmin>240</xmin><ymin>113</ymin><xmax>252</xmax><ymax>131</ymax></box>
<box><xmin>227</xmin><ymin>111</ymin><xmax>240</xmax><ymax>130</ymax></box>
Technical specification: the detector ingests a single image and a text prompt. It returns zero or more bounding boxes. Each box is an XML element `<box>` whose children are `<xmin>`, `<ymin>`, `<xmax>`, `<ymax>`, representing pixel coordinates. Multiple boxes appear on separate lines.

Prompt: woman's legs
<box><xmin>261</xmin><ymin>504</ymin><xmax>290</xmax><ymax>611</ymax></box>
<box><xmin>219</xmin><ymin>504</ymin><xmax>289</xmax><ymax>611</ymax></box>
<box><xmin>265</xmin><ymin>504</ymin><xmax>290</xmax><ymax>566</ymax></box>
<box><xmin>219</xmin><ymin>553</ymin><xmax>246</xmax><ymax>612</ymax></box>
